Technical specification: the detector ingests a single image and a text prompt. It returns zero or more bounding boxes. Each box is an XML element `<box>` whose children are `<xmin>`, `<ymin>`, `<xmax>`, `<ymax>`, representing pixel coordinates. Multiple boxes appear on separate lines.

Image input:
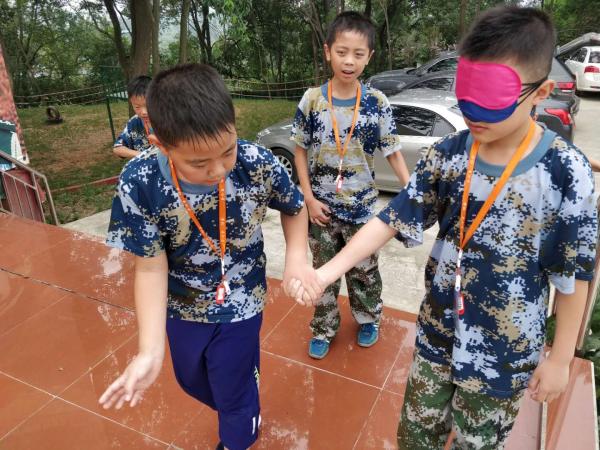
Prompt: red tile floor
<box><xmin>0</xmin><ymin>213</ymin><xmax>596</xmax><ymax>449</ymax></box>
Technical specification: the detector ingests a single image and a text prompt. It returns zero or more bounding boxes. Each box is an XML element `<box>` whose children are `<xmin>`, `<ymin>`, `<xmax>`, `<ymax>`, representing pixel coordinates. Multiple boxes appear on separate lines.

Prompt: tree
<box><xmin>179</xmin><ymin>0</ymin><xmax>191</xmax><ymax>63</ymax></box>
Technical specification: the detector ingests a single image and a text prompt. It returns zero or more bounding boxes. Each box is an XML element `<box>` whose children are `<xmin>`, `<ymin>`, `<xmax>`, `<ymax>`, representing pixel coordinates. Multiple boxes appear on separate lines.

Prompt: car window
<box><xmin>411</xmin><ymin>77</ymin><xmax>453</xmax><ymax>91</ymax></box>
<box><xmin>432</xmin><ymin>116</ymin><xmax>456</xmax><ymax>137</ymax></box>
<box><xmin>577</xmin><ymin>49</ymin><xmax>588</xmax><ymax>63</ymax></box>
<box><xmin>392</xmin><ymin>106</ymin><xmax>437</xmax><ymax>136</ymax></box>
<box><xmin>427</xmin><ymin>58</ymin><xmax>458</xmax><ymax>73</ymax></box>
<box><xmin>589</xmin><ymin>51</ymin><xmax>600</xmax><ymax>64</ymax></box>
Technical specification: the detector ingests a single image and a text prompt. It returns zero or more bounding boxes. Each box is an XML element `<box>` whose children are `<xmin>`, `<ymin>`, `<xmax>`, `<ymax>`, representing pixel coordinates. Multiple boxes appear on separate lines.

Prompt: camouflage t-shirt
<box><xmin>291</xmin><ymin>82</ymin><xmax>402</xmax><ymax>223</ymax></box>
<box><xmin>107</xmin><ymin>141</ymin><xmax>304</xmax><ymax>323</ymax></box>
<box><xmin>378</xmin><ymin>128</ymin><xmax>597</xmax><ymax>397</ymax></box>
<box><xmin>114</xmin><ymin>115</ymin><xmax>151</xmax><ymax>153</ymax></box>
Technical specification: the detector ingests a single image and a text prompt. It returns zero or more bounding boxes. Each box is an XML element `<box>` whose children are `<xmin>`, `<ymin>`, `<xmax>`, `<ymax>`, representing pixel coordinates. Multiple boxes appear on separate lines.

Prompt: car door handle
<box><xmin>419</xmin><ymin>146</ymin><xmax>429</xmax><ymax>154</ymax></box>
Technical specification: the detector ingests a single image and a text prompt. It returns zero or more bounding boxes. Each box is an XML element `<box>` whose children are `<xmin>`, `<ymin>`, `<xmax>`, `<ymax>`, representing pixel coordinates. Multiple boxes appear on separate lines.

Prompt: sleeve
<box><xmin>114</xmin><ymin>119</ymin><xmax>134</xmax><ymax>149</ymax></box>
<box><xmin>542</xmin><ymin>157</ymin><xmax>598</xmax><ymax>294</ymax></box>
<box><xmin>290</xmin><ymin>90</ymin><xmax>313</xmax><ymax>150</ymax></box>
<box><xmin>106</xmin><ymin>175</ymin><xmax>165</xmax><ymax>257</ymax></box>
<box><xmin>377</xmin><ymin>143</ymin><xmax>443</xmax><ymax>247</ymax></box>
<box><xmin>377</xmin><ymin>94</ymin><xmax>402</xmax><ymax>158</ymax></box>
<box><xmin>265</xmin><ymin>150</ymin><xmax>304</xmax><ymax>216</ymax></box>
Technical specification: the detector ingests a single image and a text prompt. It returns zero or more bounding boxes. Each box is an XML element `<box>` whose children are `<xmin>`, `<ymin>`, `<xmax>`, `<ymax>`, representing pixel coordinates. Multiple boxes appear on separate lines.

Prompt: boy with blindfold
<box><xmin>288</xmin><ymin>6</ymin><xmax>597</xmax><ymax>449</ymax></box>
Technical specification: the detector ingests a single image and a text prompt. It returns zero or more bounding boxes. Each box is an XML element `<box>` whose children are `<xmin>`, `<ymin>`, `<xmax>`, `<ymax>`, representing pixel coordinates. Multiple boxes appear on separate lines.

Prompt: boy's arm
<box><xmin>528</xmin><ymin>279</ymin><xmax>589</xmax><ymax>403</ymax></box>
<box><xmin>294</xmin><ymin>145</ymin><xmax>331</xmax><ymax>226</ymax></box>
<box><xmin>113</xmin><ymin>145</ymin><xmax>141</xmax><ymax>159</ymax></box>
<box><xmin>385</xmin><ymin>151</ymin><xmax>410</xmax><ymax>186</ymax></box>
<box><xmin>317</xmin><ymin>217</ymin><xmax>397</xmax><ymax>285</ymax></box>
<box><xmin>99</xmin><ymin>253</ymin><xmax>168</xmax><ymax>409</ymax></box>
<box><xmin>280</xmin><ymin>206</ymin><xmax>321</xmax><ymax>304</ymax></box>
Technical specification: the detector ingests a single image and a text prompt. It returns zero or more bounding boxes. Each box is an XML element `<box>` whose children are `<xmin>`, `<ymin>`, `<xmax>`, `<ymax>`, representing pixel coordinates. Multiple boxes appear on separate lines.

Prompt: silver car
<box><xmin>255</xmin><ymin>89</ymin><xmax>467</xmax><ymax>192</ymax></box>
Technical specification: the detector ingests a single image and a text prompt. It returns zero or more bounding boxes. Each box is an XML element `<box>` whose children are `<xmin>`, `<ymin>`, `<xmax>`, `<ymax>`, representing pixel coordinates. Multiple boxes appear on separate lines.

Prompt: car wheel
<box><xmin>272</xmin><ymin>147</ymin><xmax>298</xmax><ymax>183</ymax></box>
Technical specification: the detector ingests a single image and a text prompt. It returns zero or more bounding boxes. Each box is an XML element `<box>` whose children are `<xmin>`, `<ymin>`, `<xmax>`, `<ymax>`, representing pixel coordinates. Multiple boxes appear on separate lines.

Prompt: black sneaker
<box><xmin>215</xmin><ymin>443</ymin><xmax>225</xmax><ymax>450</ymax></box>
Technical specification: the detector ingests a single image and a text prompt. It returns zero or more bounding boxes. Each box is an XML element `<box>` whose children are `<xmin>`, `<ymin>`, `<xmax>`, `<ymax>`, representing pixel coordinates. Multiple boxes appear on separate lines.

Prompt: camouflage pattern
<box><xmin>291</xmin><ymin>82</ymin><xmax>402</xmax><ymax>224</ymax></box>
<box><xmin>397</xmin><ymin>352</ymin><xmax>523</xmax><ymax>450</ymax></box>
<box><xmin>114</xmin><ymin>115</ymin><xmax>151</xmax><ymax>152</ymax></box>
<box><xmin>107</xmin><ymin>140</ymin><xmax>304</xmax><ymax>323</ymax></box>
<box><xmin>309</xmin><ymin>220</ymin><xmax>382</xmax><ymax>340</ymax></box>
<box><xmin>378</xmin><ymin>127</ymin><xmax>597</xmax><ymax>397</ymax></box>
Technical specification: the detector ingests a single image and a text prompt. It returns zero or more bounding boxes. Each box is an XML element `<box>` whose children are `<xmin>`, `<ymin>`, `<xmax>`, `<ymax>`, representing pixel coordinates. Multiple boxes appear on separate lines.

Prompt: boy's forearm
<box><xmin>134</xmin><ymin>254</ymin><xmax>169</xmax><ymax>357</ymax></box>
<box><xmin>113</xmin><ymin>145</ymin><xmax>140</xmax><ymax>159</ymax></box>
<box><xmin>319</xmin><ymin>217</ymin><xmax>396</xmax><ymax>284</ymax></box>
<box><xmin>550</xmin><ymin>279</ymin><xmax>589</xmax><ymax>365</ymax></box>
<box><xmin>294</xmin><ymin>146</ymin><xmax>314</xmax><ymax>201</ymax></box>
<box><xmin>386</xmin><ymin>152</ymin><xmax>410</xmax><ymax>186</ymax></box>
<box><xmin>281</xmin><ymin>207</ymin><xmax>309</xmax><ymax>264</ymax></box>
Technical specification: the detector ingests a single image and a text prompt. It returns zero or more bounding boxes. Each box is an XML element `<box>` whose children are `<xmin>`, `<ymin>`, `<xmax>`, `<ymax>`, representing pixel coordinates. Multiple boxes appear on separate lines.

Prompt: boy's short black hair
<box><xmin>127</xmin><ymin>75</ymin><xmax>152</xmax><ymax>98</ymax></box>
<box><xmin>325</xmin><ymin>11</ymin><xmax>376</xmax><ymax>51</ymax></box>
<box><xmin>146</xmin><ymin>64</ymin><xmax>235</xmax><ymax>148</ymax></box>
<box><xmin>459</xmin><ymin>6</ymin><xmax>556</xmax><ymax>80</ymax></box>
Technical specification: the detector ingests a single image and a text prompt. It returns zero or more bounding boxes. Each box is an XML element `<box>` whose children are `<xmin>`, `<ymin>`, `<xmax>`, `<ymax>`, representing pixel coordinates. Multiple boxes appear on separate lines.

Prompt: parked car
<box><xmin>367</xmin><ymin>52</ymin><xmax>459</xmax><ymax>96</ymax></box>
<box><xmin>397</xmin><ymin>71</ymin><xmax>575</xmax><ymax>141</ymax></box>
<box><xmin>256</xmin><ymin>89</ymin><xmax>467</xmax><ymax>192</ymax></box>
<box><xmin>368</xmin><ymin>51</ymin><xmax>579</xmax><ymax>115</ymax></box>
<box><xmin>565</xmin><ymin>46</ymin><xmax>600</xmax><ymax>93</ymax></box>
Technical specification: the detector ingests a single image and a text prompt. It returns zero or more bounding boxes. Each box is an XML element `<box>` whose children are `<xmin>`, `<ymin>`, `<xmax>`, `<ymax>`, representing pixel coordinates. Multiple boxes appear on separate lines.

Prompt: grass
<box><xmin>18</xmin><ymin>98</ymin><xmax>297</xmax><ymax>223</ymax></box>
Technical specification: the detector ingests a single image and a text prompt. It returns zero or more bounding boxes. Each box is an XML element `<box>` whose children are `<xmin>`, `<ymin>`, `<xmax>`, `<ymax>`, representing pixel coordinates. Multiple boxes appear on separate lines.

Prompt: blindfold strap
<box><xmin>517</xmin><ymin>77</ymin><xmax>547</xmax><ymax>107</ymax></box>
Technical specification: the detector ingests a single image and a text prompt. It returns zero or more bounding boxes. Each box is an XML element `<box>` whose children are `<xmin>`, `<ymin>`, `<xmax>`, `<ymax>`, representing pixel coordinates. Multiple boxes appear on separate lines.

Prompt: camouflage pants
<box><xmin>397</xmin><ymin>352</ymin><xmax>523</xmax><ymax>450</ymax></box>
<box><xmin>309</xmin><ymin>219</ymin><xmax>382</xmax><ymax>341</ymax></box>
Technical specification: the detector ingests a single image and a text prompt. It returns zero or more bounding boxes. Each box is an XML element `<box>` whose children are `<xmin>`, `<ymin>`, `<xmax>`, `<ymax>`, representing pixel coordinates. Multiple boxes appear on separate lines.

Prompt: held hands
<box><xmin>98</xmin><ymin>352</ymin><xmax>164</xmax><ymax>410</ymax></box>
<box><xmin>307</xmin><ymin>197</ymin><xmax>331</xmax><ymax>227</ymax></box>
<box><xmin>528</xmin><ymin>356</ymin><xmax>570</xmax><ymax>403</ymax></box>
<box><xmin>284</xmin><ymin>267</ymin><xmax>329</xmax><ymax>307</ymax></box>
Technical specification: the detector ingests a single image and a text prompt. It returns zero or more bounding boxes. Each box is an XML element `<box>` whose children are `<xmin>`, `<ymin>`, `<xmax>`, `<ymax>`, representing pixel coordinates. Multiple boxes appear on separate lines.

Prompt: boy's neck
<box><xmin>330</xmin><ymin>77</ymin><xmax>360</xmax><ymax>100</ymax></box>
<box><xmin>477</xmin><ymin>121</ymin><xmax>543</xmax><ymax>166</ymax></box>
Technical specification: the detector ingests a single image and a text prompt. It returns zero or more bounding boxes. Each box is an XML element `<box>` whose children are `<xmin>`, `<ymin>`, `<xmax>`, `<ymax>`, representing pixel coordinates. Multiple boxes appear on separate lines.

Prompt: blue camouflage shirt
<box><xmin>114</xmin><ymin>115</ymin><xmax>151</xmax><ymax>153</ymax></box>
<box><xmin>107</xmin><ymin>141</ymin><xmax>304</xmax><ymax>323</ymax></box>
<box><xmin>378</xmin><ymin>128</ymin><xmax>597</xmax><ymax>397</ymax></box>
<box><xmin>291</xmin><ymin>82</ymin><xmax>402</xmax><ymax>224</ymax></box>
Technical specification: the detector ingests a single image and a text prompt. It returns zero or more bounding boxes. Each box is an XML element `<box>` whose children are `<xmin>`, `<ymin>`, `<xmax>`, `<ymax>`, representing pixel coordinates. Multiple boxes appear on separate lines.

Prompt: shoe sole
<box><xmin>357</xmin><ymin>334</ymin><xmax>379</xmax><ymax>348</ymax></box>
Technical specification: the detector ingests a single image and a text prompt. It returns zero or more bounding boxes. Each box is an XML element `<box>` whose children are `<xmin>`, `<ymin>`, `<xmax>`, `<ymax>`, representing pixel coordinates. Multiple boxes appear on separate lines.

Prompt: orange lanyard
<box><xmin>454</xmin><ymin>119</ymin><xmax>536</xmax><ymax>315</ymax></box>
<box><xmin>143</xmin><ymin>119</ymin><xmax>151</xmax><ymax>137</ymax></box>
<box><xmin>327</xmin><ymin>80</ymin><xmax>361</xmax><ymax>192</ymax></box>
<box><xmin>168</xmin><ymin>157</ymin><xmax>230</xmax><ymax>304</ymax></box>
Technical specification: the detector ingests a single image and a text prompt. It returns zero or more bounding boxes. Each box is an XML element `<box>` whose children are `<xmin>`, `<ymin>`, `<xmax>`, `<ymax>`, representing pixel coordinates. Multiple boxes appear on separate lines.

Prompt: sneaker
<box><xmin>215</xmin><ymin>443</ymin><xmax>224</xmax><ymax>450</ymax></box>
<box><xmin>357</xmin><ymin>322</ymin><xmax>379</xmax><ymax>347</ymax></box>
<box><xmin>308</xmin><ymin>338</ymin><xmax>330</xmax><ymax>359</ymax></box>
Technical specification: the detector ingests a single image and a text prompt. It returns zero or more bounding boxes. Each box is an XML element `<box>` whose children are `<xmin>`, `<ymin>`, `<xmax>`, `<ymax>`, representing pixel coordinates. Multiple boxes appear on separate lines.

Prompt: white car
<box><xmin>565</xmin><ymin>46</ymin><xmax>600</xmax><ymax>93</ymax></box>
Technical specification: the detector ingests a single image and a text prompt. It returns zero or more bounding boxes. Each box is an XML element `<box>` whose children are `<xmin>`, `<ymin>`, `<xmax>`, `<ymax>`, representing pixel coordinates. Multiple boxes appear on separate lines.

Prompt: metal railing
<box><xmin>0</xmin><ymin>152</ymin><xmax>58</xmax><ymax>225</ymax></box>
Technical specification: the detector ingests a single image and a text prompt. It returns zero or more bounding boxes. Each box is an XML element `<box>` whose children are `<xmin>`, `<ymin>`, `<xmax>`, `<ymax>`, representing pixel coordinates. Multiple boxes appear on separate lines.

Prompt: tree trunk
<box><xmin>459</xmin><ymin>0</ymin><xmax>468</xmax><ymax>39</ymax></box>
<box><xmin>103</xmin><ymin>0</ymin><xmax>131</xmax><ymax>80</ymax></box>
<box><xmin>179</xmin><ymin>0</ymin><xmax>191</xmax><ymax>63</ymax></box>
<box><xmin>311</xmin><ymin>29</ymin><xmax>320</xmax><ymax>84</ymax></box>
<box><xmin>364</xmin><ymin>0</ymin><xmax>372</xmax><ymax>18</ymax></box>
<box><xmin>152</xmin><ymin>0</ymin><xmax>160</xmax><ymax>74</ymax></box>
<box><xmin>202</xmin><ymin>3</ymin><xmax>212</xmax><ymax>64</ymax></box>
<box><xmin>130</xmin><ymin>0</ymin><xmax>153</xmax><ymax>77</ymax></box>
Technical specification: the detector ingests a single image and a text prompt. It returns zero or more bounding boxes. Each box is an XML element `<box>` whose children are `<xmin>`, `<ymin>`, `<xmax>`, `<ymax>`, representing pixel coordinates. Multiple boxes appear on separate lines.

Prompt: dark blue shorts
<box><xmin>166</xmin><ymin>313</ymin><xmax>262</xmax><ymax>450</ymax></box>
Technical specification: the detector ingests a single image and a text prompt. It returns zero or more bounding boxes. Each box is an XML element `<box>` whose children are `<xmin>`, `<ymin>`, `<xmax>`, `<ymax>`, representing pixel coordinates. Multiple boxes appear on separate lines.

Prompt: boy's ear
<box><xmin>324</xmin><ymin>44</ymin><xmax>331</xmax><ymax>62</ymax></box>
<box><xmin>148</xmin><ymin>134</ymin><xmax>168</xmax><ymax>156</ymax></box>
<box><xmin>532</xmin><ymin>79</ymin><xmax>555</xmax><ymax>105</ymax></box>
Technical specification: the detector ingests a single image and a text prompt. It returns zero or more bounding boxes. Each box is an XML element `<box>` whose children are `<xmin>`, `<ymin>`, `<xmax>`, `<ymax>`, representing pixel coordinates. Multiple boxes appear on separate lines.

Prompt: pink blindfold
<box><xmin>455</xmin><ymin>58</ymin><xmax>522</xmax><ymax>110</ymax></box>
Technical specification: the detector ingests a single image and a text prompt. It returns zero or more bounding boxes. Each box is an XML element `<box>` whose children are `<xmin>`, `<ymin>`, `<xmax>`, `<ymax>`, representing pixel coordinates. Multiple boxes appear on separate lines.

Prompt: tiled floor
<box><xmin>0</xmin><ymin>213</ymin><xmax>596</xmax><ymax>449</ymax></box>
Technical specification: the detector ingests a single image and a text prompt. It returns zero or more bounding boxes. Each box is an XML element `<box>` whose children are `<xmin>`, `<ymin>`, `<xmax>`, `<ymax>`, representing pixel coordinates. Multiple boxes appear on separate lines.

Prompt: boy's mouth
<box><xmin>341</xmin><ymin>69</ymin><xmax>355</xmax><ymax>76</ymax></box>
